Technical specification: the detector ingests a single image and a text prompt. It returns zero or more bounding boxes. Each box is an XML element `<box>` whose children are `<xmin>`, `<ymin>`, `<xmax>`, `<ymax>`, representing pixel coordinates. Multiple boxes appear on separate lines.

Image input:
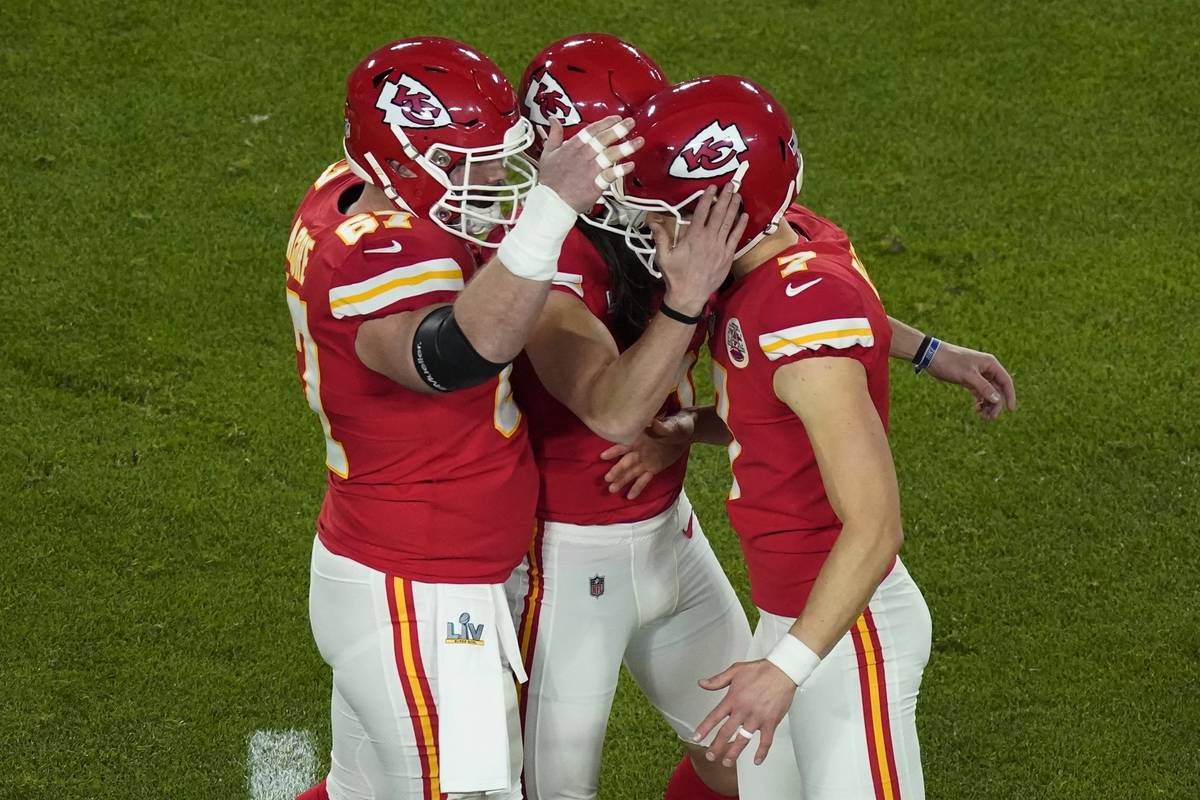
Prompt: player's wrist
<box><xmin>497</xmin><ymin>185</ymin><xmax>578</xmax><ymax>282</ymax></box>
<box><xmin>912</xmin><ymin>335</ymin><xmax>942</xmax><ymax>375</ymax></box>
<box><xmin>661</xmin><ymin>292</ymin><xmax>705</xmax><ymax>321</ymax></box>
<box><xmin>766</xmin><ymin>633</ymin><xmax>821</xmax><ymax>688</ymax></box>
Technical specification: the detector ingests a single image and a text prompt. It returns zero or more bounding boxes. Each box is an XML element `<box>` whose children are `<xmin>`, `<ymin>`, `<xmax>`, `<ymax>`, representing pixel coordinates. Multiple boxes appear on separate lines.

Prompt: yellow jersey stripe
<box><xmin>330</xmin><ymin>269</ymin><xmax>462</xmax><ymax>311</ymax></box>
<box><xmin>759</xmin><ymin>317</ymin><xmax>870</xmax><ymax>344</ymax></box>
<box><xmin>328</xmin><ymin>257</ymin><xmax>465</xmax><ymax>318</ymax></box>
<box><xmin>761</xmin><ymin>327</ymin><xmax>874</xmax><ymax>354</ymax></box>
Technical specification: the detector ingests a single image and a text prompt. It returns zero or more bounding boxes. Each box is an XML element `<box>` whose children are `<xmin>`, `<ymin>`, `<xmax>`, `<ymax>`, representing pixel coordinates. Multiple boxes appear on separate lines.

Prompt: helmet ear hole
<box><xmin>387</xmin><ymin>159</ymin><xmax>419</xmax><ymax>179</ymax></box>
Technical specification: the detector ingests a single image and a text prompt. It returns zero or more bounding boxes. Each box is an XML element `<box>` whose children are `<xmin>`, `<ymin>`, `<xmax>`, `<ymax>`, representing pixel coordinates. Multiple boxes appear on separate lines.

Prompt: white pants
<box><xmin>737</xmin><ymin>558</ymin><xmax>932</xmax><ymax>800</ymax></box>
<box><xmin>505</xmin><ymin>493</ymin><xmax>751</xmax><ymax>800</ymax></box>
<box><xmin>309</xmin><ymin>537</ymin><xmax>525</xmax><ymax>800</ymax></box>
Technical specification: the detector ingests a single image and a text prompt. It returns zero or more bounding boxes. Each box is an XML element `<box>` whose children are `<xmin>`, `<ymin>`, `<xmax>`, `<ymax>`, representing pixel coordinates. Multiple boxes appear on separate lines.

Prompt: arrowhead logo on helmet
<box><xmin>523</xmin><ymin>70</ymin><xmax>582</xmax><ymax>128</ymax></box>
<box><xmin>670</xmin><ymin>120</ymin><xmax>749</xmax><ymax>179</ymax></box>
<box><xmin>376</xmin><ymin>73</ymin><xmax>452</xmax><ymax>129</ymax></box>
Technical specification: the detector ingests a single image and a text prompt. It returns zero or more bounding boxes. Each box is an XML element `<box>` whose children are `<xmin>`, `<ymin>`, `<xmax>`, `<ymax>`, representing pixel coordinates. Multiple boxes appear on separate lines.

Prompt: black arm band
<box><xmin>659</xmin><ymin>301</ymin><xmax>703</xmax><ymax>325</ymax></box>
<box><xmin>411</xmin><ymin>306</ymin><xmax>508</xmax><ymax>393</ymax></box>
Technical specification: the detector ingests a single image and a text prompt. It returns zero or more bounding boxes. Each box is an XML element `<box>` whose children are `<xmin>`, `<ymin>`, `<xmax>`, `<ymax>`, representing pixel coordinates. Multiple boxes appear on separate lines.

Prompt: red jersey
<box><xmin>709</xmin><ymin>205</ymin><xmax>892</xmax><ymax>617</ymax></box>
<box><xmin>510</xmin><ymin>226</ymin><xmax>701</xmax><ymax>525</ymax></box>
<box><xmin>284</xmin><ymin>161</ymin><xmax>538</xmax><ymax>583</ymax></box>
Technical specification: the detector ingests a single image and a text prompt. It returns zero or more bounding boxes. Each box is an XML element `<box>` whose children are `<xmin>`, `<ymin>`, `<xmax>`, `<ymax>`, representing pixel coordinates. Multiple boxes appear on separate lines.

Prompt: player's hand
<box><xmin>693</xmin><ymin>659</ymin><xmax>797</xmax><ymax>768</ymax></box>
<box><xmin>599</xmin><ymin>413</ymin><xmax>696</xmax><ymax>499</ymax></box>
<box><xmin>537</xmin><ymin>116</ymin><xmax>643</xmax><ymax>213</ymax></box>
<box><xmin>924</xmin><ymin>341</ymin><xmax>1017</xmax><ymax>421</ymax></box>
<box><xmin>652</xmin><ymin>182</ymin><xmax>749</xmax><ymax>317</ymax></box>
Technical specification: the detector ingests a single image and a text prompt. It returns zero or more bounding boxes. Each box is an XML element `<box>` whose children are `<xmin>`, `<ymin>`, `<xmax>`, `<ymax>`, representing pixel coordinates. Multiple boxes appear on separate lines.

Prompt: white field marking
<box><xmin>247</xmin><ymin>729</ymin><xmax>317</xmax><ymax>800</ymax></box>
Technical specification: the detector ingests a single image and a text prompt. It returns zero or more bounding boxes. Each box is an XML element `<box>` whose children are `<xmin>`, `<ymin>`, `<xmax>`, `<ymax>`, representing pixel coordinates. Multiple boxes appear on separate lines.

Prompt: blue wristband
<box><xmin>914</xmin><ymin>337</ymin><xmax>941</xmax><ymax>374</ymax></box>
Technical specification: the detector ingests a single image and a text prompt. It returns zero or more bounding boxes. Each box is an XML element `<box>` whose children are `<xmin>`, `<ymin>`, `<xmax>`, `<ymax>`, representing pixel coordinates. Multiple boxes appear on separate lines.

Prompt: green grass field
<box><xmin>2</xmin><ymin>1</ymin><xmax>1198</xmax><ymax>798</ymax></box>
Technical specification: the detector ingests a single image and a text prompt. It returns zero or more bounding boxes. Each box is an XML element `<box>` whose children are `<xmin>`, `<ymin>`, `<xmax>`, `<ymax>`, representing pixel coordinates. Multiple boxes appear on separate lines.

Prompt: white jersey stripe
<box><xmin>759</xmin><ymin>317</ymin><xmax>873</xmax><ymax>360</ymax></box>
<box><xmin>328</xmin><ymin>258</ymin><xmax>464</xmax><ymax>319</ymax></box>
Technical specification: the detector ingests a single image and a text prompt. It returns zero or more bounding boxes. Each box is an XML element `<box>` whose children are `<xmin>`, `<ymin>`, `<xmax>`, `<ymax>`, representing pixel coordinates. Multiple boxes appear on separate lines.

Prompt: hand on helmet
<box><xmin>537</xmin><ymin>116</ymin><xmax>643</xmax><ymax>213</ymax></box>
<box><xmin>651</xmin><ymin>182</ymin><xmax>749</xmax><ymax>317</ymax></box>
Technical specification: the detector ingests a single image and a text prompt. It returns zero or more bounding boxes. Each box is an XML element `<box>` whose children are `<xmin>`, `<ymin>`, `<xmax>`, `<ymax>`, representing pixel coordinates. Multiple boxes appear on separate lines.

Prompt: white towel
<box><xmin>435</xmin><ymin>583</ymin><xmax>527</xmax><ymax>793</ymax></box>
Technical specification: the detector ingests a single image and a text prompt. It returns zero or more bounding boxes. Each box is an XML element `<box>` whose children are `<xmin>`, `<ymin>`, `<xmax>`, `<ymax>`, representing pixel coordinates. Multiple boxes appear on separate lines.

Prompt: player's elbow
<box><xmin>577</xmin><ymin>388</ymin><xmax>651</xmax><ymax>444</ymax></box>
<box><xmin>582</xmin><ymin>413</ymin><xmax>643</xmax><ymax>446</ymax></box>
<box><xmin>843</xmin><ymin>503</ymin><xmax>904</xmax><ymax>557</ymax></box>
<box><xmin>411</xmin><ymin>306</ymin><xmax>510</xmax><ymax>392</ymax></box>
<box><xmin>872</xmin><ymin>503</ymin><xmax>904</xmax><ymax>553</ymax></box>
<box><xmin>469</xmin><ymin>335</ymin><xmax>517</xmax><ymax>366</ymax></box>
<box><xmin>882</xmin><ymin>517</ymin><xmax>905</xmax><ymax>557</ymax></box>
<box><xmin>866</xmin><ymin>521</ymin><xmax>905</xmax><ymax>564</ymax></box>
<box><xmin>884</xmin><ymin>518</ymin><xmax>904</xmax><ymax>553</ymax></box>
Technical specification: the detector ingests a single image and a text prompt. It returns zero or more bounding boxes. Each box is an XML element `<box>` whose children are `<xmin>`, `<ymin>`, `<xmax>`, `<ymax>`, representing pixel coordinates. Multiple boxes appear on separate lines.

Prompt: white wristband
<box><xmin>766</xmin><ymin>633</ymin><xmax>821</xmax><ymax>688</ymax></box>
<box><xmin>497</xmin><ymin>184</ymin><xmax>578</xmax><ymax>282</ymax></box>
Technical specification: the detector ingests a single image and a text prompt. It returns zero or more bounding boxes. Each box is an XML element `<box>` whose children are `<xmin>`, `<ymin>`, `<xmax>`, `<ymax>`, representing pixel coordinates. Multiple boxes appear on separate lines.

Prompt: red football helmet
<box><xmin>343</xmin><ymin>37</ymin><xmax>536</xmax><ymax>246</ymax></box>
<box><xmin>518</xmin><ymin>33</ymin><xmax>668</xmax><ymax>162</ymax></box>
<box><xmin>609</xmin><ymin>76</ymin><xmax>803</xmax><ymax>273</ymax></box>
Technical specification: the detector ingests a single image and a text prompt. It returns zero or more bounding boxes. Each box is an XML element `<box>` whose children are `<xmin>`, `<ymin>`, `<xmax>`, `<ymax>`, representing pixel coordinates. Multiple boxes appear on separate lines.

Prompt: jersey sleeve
<box><xmin>548</xmin><ymin>227</ymin><xmax>611</xmax><ymax>320</ymax></box>
<box><xmin>754</xmin><ymin>274</ymin><xmax>877</xmax><ymax>372</ymax></box>
<box><xmin>326</xmin><ymin>225</ymin><xmax>471</xmax><ymax>322</ymax></box>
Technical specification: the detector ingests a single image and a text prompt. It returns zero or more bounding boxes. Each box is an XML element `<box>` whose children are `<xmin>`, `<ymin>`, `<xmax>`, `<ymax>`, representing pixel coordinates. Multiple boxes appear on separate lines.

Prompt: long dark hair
<box><xmin>574</xmin><ymin>219</ymin><xmax>663</xmax><ymax>350</ymax></box>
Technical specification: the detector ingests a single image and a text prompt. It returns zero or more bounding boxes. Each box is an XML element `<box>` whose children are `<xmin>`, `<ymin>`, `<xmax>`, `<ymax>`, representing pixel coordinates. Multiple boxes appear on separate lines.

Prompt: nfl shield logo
<box><xmin>589</xmin><ymin>575</ymin><xmax>605</xmax><ymax>598</ymax></box>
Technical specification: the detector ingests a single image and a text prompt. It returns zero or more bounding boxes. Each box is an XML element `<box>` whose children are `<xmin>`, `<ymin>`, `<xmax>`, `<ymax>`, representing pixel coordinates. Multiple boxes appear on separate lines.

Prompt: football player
<box><xmin>285</xmin><ymin>37</ymin><xmax>641</xmax><ymax>800</ymax></box>
<box><xmin>504</xmin><ymin>34</ymin><xmax>752</xmax><ymax>800</ymax></box>
<box><xmin>605</xmin><ymin>76</ymin><xmax>1006</xmax><ymax>800</ymax></box>
<box><xmin>510</xmin><ymin>37</ymin><xmax>1016</xmax><ymax>800</ymax></box>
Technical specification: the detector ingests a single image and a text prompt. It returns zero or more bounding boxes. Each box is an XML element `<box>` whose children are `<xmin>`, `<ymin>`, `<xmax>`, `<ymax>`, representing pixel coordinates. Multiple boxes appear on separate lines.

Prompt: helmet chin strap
<box><xmin>362</xmin><ymin>151</ymin><xmax>418</xmax><ymax>214</ymax></box>
<box><xmin>343</xmin><ymin>142</ymin><xmax>375</xmax><ymax>185</ymax></box>
<box><xmin>729</xmin><ymin>160</ymin><xmax>750</xmax><ymax>191</ymax></box>
<box><xmin>732</xmin><ymin>176</ymin><xmax>796</xmax><ymax>261</ymax></box>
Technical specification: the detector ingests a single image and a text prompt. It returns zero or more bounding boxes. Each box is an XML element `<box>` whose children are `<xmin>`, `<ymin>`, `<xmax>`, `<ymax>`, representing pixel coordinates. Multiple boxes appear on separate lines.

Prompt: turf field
<box><xmin>2</xmin><ymin>1</ymin><xmax>1198</xmax><ymax>798</ymax></box>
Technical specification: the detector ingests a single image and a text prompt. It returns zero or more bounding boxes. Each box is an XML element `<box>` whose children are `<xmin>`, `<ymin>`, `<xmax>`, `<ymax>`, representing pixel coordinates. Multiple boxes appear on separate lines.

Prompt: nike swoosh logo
<box><xmin>786</xmin><ymin>277</ymin><xmax>822</xmax><ymax>297</ymax></box>
<box><xmin>364</xmin><ymin>239</ymin><xmax>404</xmax><ymax>255</ymax></box>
